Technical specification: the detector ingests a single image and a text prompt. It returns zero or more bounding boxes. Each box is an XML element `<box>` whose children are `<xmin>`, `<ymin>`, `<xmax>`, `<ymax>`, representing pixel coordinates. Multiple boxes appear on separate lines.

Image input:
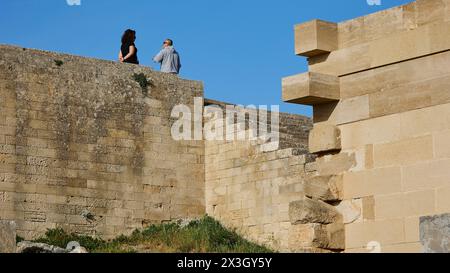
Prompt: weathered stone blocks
<box><xmin>304</xmin><ymin>174</ymin><xmax>343</xmax><ymax>202</ymax></box>
<box><xmin>0</xmin><ymin>221</ymin><xmax>16</xmax><ymax>253</ymax></box>
<box><xmin>308</xmin><ymin>124</ymin><xmax>341</xmax><ymax>154</ymax></box>
<box><xmin>289</xmin><ymin>198</ymin><xmax>342</xmax><ymax>225</ymax></box>
<box><xmin>288</xmin><ymin>222</ymin><xmax>345</xmax><ymax>251</ymax></box>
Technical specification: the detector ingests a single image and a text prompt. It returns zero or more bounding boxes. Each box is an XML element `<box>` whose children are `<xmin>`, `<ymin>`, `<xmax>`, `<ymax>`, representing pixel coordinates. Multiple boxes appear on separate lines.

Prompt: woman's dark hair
<box><xmin>121</xmin><ymin>29</ymin><xmax>136</xmax><ymax>45</ymax></box>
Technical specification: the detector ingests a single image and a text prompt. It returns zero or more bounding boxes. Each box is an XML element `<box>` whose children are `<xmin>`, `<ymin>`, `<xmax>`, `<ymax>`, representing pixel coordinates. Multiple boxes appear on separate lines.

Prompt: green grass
<box><xmin>32</xmin><ymin>216</ymin><xmax>274</xmax><ymax>253</ymax></box>
<box><xmin>132</xmin><ymin>73</ymin><xmax>151</xmax><ymax>95</ymax></box>
<box><xmin>54</xmin><ymin>60</ymin><xmax>64</xmax><ymax>67</ymax></box>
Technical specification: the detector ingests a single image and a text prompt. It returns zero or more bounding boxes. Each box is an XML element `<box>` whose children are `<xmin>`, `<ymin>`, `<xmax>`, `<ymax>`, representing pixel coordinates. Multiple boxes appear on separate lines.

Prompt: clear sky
<box><xmin>0</xmin><ymin>0</ymin><xmax>414</xmax><ymax>117</ymax></box>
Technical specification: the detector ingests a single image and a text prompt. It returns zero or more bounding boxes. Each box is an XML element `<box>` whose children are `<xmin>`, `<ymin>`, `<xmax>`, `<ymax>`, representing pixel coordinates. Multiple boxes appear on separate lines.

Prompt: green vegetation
<box><xmin>133</xmin><ymin>73</ymin><xmax>151</xmax><ymax>95</ymax></box>
<box><xmin>33</xmin><ymin>216</ymin><xmax>273</xmax><ymax>253</ymax></box>
<box><xmin>16</xmin><ymin>235</ymin><xmax>25</xmax><ymax>243</ymax></box>
<box><xmin>54</xmin><ymin>59</ymin><xmax>64</xmax><ymax>67</ymax></box>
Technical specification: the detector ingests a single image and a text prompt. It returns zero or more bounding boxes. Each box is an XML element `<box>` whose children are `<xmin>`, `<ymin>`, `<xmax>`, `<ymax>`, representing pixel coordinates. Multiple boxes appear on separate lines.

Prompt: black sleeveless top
<box><xmin>121</xmin><ymin>43</ymin><xmax>139</xmax><ymax>64</ymax></box>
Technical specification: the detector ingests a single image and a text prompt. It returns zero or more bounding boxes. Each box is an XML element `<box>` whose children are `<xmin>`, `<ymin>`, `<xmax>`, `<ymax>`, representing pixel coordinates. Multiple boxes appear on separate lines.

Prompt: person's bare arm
<box><xmin>119</xmin><ymin>50</ymin><xmax>124</xmax><ymax>62</ymax></box>
<box><xmin>123</xmin><ymin>45</ymin><xmax>136</xmax><ymax>62</ymax></box>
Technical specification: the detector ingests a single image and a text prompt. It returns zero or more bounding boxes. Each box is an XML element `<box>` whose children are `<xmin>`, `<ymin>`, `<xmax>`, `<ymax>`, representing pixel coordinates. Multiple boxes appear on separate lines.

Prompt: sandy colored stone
<box><xmin>294</xmin><ymin>19</ymin><xmax>338</xmax><ymax>57</ymax></box>
<box><xmin>373</xmin><ymin>135</ymin><xmax>433</xmax><ymax>168</ymax></box>
<box><xmin>308</xmin><ymin>124</ymin><xmax>341</xmax><ymax>154</ymax></box>
<box><xmin>304</xmin><ymin>174</ymin><xmax>343</xmax><ymax>202</ymax></box>
<box><xmin>0</xmin><ymin>221</ymin><xmax>16</xmax><ymax>253</ymax></box>
<box><xmin>309</xmin><ymin>21</ymin><xmax>450</xmax><ymax>76</ymax></box>
<box><xmin>335</xmin><ymin>199</ymin><xmax>361</xmax><ymax>224</ymax></box>
<box><xmin>289</xmin><ymin>198</ymin><xmax>342</xmax><ymax>225</ymax></box>
<box><xmin>315</xmin><ymin>152</ymin><xmax>356</xmax><ymax>176</ymax></box>
<box><xmin>282</xmin><ymin>72</ymin><xmax>340</xmax><ymax>105</ymax></box>
<box><xmin>288</xmin><ymin>222</ymin><xmax>344</xmax><ymax>251</ymax></box>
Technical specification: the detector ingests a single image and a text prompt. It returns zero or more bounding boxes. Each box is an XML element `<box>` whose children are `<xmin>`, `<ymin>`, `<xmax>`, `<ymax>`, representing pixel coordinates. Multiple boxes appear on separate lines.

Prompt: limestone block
<box><xmin>308</xmin><ymin>124</ymin><xmax>341</xmax><ymax>154</ymax></box>
<box><xmin>405</xmin><ymin>217</ymin><xmax>420</xmax><ymax>243</ymax></box>
<box><xmin>345</xmin><ymin>218</ymin><xmax>405</xmax><ymax>249</ymax></box>
<box><xmin>295</xmin><ymin>19</ymin><xmax>338</xmax><ymax>57</ymax></box>
<box><xmin>0</xmin><ymin>221</ymin><xmax>16</xmax><ymax>253</ymax></box>
<box><xmin>381</xmin><ymin>243</ymin><xmax>422</xmax><ymax>253</ymax></box>
<box><xmin>309</xmin><ymin>21</ymin><xmax>450</xmax><ymax>76</ymax></box>
<box><xmin>335</xmin><ymin>200</ymin><xmax>362</xmax><ymax>224</ymax></box>
<box><xmin>373</xmin><ymin>135</ymin><xmax>433</xmax><ymax>168</ymax></box>
<box><xmin>436</xmin><ymin>185</ymin><xmax>450</xmax><ymax>213</ymax></box>
<box><xmin>289</xmin><ymin>198</ymin><xmax>342</xmax><ymax>225</ymax></box>
<box><xmin>404</xmin><ymin>190</ymin><xmax>436</xmax><ymax>217</ymax></box>
<box><xmin>288</xmin><ymin>222</ymin><xmax>344</xmax><ymax>251</ymax></box>
<box><xmin>374</xmin><ymin>193</ymin><xmax>406</xmax><ymax>220</ymax></box>
<box><xmin>314</xmin><ymin>152</ymin><xmax>356</xmax><ymax>176</ymax></box>
<box><xmin>304</xmin><ymin>174</ymin><xmax>343</xmax><ymax>202</ymax></box>
<box><xmin>402</xmin><ymin>159</ymin><xmax>450</xmax><ymax>192</ymax></box>
<box><xmin>360</xmin><ymin>197</ymin><xmax>373</xmax><ymax>222</ymax></box>
<box><xmin>339</xmin><ymin>113</ymin><xmax>401</xmax><ymax>150</ymax></box>
<box><xmin>16</xmin><ymin>241</ymin><xmax>67</xmax><ymax>253</ymax></box>
<box><xmin>340</xmin><ymin>51</ymin><xmax>450</xmax><ymax>100</ymax></box>
<box><xmin>343</xmin><ymin>167</ymin><xmax>402</xmax><ymax>199</ymax></box>
<box><xmin>433</xmin><ymin>129</ymin><xmax>450</xmax><ymax>159</ymax></box>
<box><xmin>282</xmin><ymin>72</ymin><xmax>340</xmax><ymax>105</ymax></box>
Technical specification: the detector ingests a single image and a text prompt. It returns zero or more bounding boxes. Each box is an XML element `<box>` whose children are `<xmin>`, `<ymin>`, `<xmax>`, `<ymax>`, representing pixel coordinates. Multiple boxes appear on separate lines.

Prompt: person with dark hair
<box><xmin>153</xmin><ymin>39</ymin><xmax>181</xmax><ymax>74</ymax></box>
<box><xmin>119</xmin><ymin>29</ymin><xmax>139</xmax><ymax>64</ymax></box>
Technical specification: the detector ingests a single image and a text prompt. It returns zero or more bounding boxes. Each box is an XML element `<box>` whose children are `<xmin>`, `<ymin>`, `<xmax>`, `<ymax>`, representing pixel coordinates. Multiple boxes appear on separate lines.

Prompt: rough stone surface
<box><xmin>0</xmin><ymin>221</ymin><xmax>16</xmax><ymax>253</ymax></box>
<box><xmin>288</xmin><ymin>222</ymin><xmax>344</xmax><ymax>251</ymax></box>
<box><xmin>289</xmin><ymin>198</ymin><xmax>342</xmax><ymax>225</ymax></box>
<box><xmin>17</xmin><ymin>241</ymin><xmax>67</xmax><ymax>253</ymax></box>
<box><xmin>0</xmin><ymin>44</ymin><xmax>314</xmax><ymax>252</ymax></box>
<box><xmin>0</xmin><ymin>44</ymin><xmax>205</xmax><ymax>240</ymax></box>
<box><xmin>308</xmin><ymin>124</ymin><xmax>342</xmax><ymax>154</ymax></box>
<box><xmin>335</xmin><ymin>200</ymin><xmax>362</xmax><ymax>224</ymax></box>
<box><xmin>70</xmin><ymin>246</ymin><xmax>88</xmax><ymax>253</ymax></box>
<box><xmin>420</xmin><ymin>213</ymin><xmax>450</xmax><ymax>253</ymax></box>
<box><xmin>304</xmin><ymin>174</ymin><xmax>343</xmax><ymax>202</ymax></box>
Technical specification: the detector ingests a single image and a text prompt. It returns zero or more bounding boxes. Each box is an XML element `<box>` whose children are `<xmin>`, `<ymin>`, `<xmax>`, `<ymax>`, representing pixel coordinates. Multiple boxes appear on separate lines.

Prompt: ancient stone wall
<box><xmin>202</xmin><ymin>101</ymin><xmax>347</xmax><ymax>252</ymax></box>
<box><xmin>0</xmin><ymin>44</ymin><xmax>315</xmax><ymax>252</ymax></box>
<box><xmin>205</xmin><ymin>140</ymin><xmax>313</xmax><ymax>251</ymax></box>
<box><xmin>283</xmin><ymin>0</ymin><xmax>450</xmax><ymax>253</ymax></box>
<box><xmin>0</xmin><ymin>45</ymin><xmax>204</xmax><ymax>239</ymax></box>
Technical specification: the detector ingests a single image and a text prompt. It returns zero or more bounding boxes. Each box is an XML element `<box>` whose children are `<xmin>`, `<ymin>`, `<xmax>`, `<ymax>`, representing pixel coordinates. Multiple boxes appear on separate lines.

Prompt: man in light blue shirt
<box><xmin>153</xmin><ymin>39</ymin><xmax>182</xmax><ymax>74</ymax></box>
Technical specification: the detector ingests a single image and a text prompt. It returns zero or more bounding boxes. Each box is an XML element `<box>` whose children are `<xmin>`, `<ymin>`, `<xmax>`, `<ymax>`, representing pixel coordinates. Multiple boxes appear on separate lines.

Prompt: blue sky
<box><xmin>0</xmin><ymin>0</ymin><xmax>413</xmax><ymax>116</ymax></box>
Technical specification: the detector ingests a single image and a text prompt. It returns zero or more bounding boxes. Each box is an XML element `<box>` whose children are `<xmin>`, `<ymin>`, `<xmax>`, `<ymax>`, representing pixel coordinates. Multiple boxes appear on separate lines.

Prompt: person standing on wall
<box><xmin>153</xmin><ymin>39</ymin><xmax>181</xmax><ymax>74</ymax></box>
<box><xmin>119</xmin><ymin>29</ymin><xmax>139</xmax><ymax>65</ymax></box>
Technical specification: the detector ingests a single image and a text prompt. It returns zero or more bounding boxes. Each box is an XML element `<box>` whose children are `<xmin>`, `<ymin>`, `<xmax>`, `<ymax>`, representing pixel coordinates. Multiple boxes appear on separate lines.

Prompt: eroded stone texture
<box><xmin>420</xmin><ymin>213</ymin><xmax>450</xmax><ymax>253</ymax></box>
<box><xmin>288</xmin><ymin>223</ymin><xmax>344</xmax><ymax>251</ymax></box>
<box><xmin>289</xmin><ymin>198</ymin><xmax>342</xmax><ymax>225</ymax></box>
<box><xmin>0</xmin><ymin>221</ymin><xmax>16</xmax><ymax>253</ymax></box>
<box><xmin>308</xmin><ymin>124</ymin><xmax>341</xmax><ymax>154</ymax></box>
<box><xmin>0</xmin><ymin>45</ymin><xmax>205</xmax><ymax>240</ymax></box>
<box><xmin>304</xmin><ymin>174</ymin><xmax>343</xmax><ymax>202</ymax></box>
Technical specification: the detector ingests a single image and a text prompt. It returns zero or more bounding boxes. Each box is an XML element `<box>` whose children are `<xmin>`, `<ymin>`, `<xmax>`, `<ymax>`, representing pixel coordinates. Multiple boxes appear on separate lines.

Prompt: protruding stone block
<box><xmin>282</xmin><ymin>72</ymin><xmax>340</xmax><ymax>106</ymax></box>
<box><xmin>0</xmin><ymin>221</ymin><xmax>16</xmax><ymax>253</ymax></box>
<box><xmin>289</xmin><ymin>198</ymin><xmax>342</xmax><ymax>225</ymax></box>
<box><xmin>304</xmin><ymin>174</ymin><xmax>343</xmax><ymax>202</ymax></box>
<box><xmin>295</xmin><ymin>19</ymin><xmax>338</xmax><ymax>57</ymax></box>
<box><xmin>289</xmin><ymin>223</ymin><xmax>345</xmax><ymax>251</ymax></box>
<box><xmin>308</xmin><ymin>124</ymin><xmax>341</xmax><ymax>154</ymax></box>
